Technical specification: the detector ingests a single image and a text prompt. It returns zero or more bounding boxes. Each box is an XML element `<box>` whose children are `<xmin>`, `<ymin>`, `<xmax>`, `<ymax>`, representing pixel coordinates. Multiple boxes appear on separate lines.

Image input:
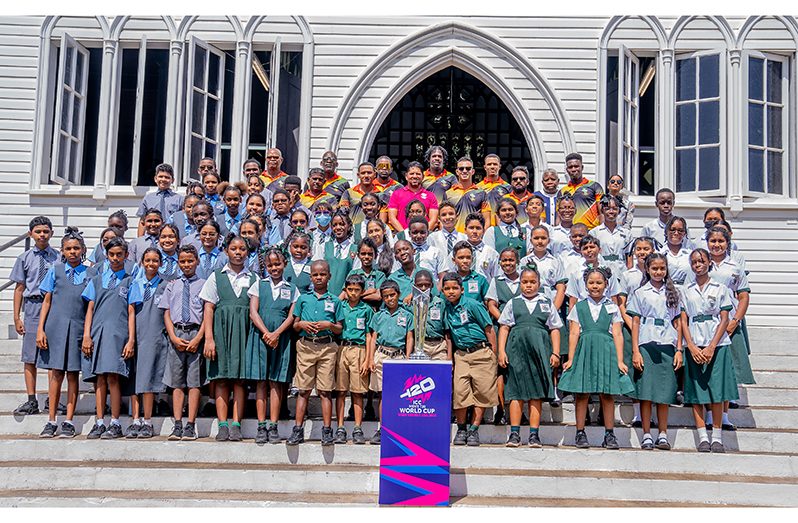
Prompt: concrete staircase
<box><xmin>0</xmin><ymin>329</ymin><xmax>796</xmax><ymax>507</ymax></box>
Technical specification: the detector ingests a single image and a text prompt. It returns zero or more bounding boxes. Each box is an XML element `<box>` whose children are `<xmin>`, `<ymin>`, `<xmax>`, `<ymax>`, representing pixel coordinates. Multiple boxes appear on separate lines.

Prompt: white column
<box><xmin>230</xmin><ymin>40</ymin><xmax>252</xmax><ymax>184</ymax></box>
<box><xmin>94</xmin><ymin>38</ymin><xmax>119</xmax><ymax>198</ymax></box>
<box><xmin>296</xmin><ymin>39</ymin><xmax>315</xmax><ymax>181</ymax></box>
<box><xmin>728</xmin><ymin>49</ymin><xmax>744</xmax><ymax>214</ymax></box>
<box><xmin>659</xmin><ymin>49</ymin><xmax>675</xmax><ymax>191</ymax></box>
<box><xmin>163</xmin><ymin>40</ymin><xmax>183</xmax><ymax>176</ymax></box>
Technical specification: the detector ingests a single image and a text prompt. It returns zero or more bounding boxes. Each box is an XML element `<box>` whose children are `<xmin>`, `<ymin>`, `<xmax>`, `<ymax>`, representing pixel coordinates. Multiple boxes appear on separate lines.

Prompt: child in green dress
<box><xmin>284</xmin><ymin>231</ymin><xmax>313</xmax><ymax>293</ymax></box>
<box><xmin>200</xmin><ymin>234</ymin><xmax>257</xmax><ymax>442</ymax></box>
<box><xmin>558</xmin><ymin>266</ymin><xmax>634</xmax><ymax>449</ymax></box>
<box><xmin>498</xmin><ymin>265</ymin><xmax>563</xmax><ymax>447</ymax></box>
<box><xmin>248</xmin><ymin>247</ymin><xmax>298</xmax><ymax>445</ymax></box>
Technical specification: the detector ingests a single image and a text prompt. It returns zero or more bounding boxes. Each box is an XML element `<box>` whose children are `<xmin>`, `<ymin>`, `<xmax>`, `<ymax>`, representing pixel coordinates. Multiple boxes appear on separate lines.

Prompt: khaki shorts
<box><xmin>294</xmin><ymin>338</ymin><xmax>338</xmax><ymax>392</ymax></box>
<box><xmin>453</xmin><ymin>347</ymin><xmax>498</xmax><ymax>409</ymax></box>
<box><xmin>336</xmin><ymin>343</ymin><xmax>369</xmax><ymax>394</ymax></box>
<box><xmin>369</xmin><ymin>346</ymin><xmax>406</xmax><ymax>393</ymax></box>
<box><xmin>423</xmin><ymin>339</ymin><xmax>448</xmax><ymax>361</ymax></box>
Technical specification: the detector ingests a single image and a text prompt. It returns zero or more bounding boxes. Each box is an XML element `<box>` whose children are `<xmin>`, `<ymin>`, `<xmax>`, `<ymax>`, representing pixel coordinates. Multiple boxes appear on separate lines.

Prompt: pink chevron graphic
<box><xmin>381</xmin><ymin>426</ymin><xmax>449</xmax><ymax>467</ymax></box>
<box><xmin>380</xmin><ymin>467</ymin><xmax>449</xmax><ymax>506</ymax></box>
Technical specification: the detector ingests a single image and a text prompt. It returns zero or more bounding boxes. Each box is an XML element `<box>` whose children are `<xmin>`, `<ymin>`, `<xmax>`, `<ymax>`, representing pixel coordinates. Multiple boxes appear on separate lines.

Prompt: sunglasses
<box><xmin>456</xmin><ymin>166</ymin><xmax>472</xmax><ymax>171</ymax></box>
<box><xmin>608</xmin><ymin>179</ymin><xmax>622</xmax><ymax>185</ymax></box>
<box><xmin>511</xmin><ymin>177</ymin><xmax>527</xmax><ymax>182</ymax></box>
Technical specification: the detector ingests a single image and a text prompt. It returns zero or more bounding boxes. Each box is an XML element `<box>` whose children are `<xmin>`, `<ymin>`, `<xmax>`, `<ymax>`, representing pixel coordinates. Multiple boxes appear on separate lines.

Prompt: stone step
<box><xmin>0</xmin><ymin>417</ymin><xmax>795</xmax><ymax>453</ymax></box>
<box><xmin>751</xmin><ymin>371</ymin><xmax>798</xmax><ymax>389</ymax></box>
<box><xmin>0</xmin><ymin>493</ymin><xmax>376</xmax><ymax>508</ymax></box>
<box><xmin>749</xmin><ymin>354</ymin><xmax>798</xmax><ymax>372</ymax></box>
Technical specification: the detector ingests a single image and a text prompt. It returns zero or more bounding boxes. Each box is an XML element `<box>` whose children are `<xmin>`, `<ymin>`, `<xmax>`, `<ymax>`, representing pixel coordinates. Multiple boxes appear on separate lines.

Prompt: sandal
<box><xmin>640</xmin><ymin>434</ymin><xmax>654</xmax><ymax>450</ymax></box>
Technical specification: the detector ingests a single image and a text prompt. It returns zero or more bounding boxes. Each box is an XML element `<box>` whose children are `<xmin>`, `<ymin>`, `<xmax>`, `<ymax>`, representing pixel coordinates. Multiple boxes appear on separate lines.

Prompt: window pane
<box><xmin>767</xmin><ymin>150</ymin><xmax>783</xmax><ymax>194</ymax></box>
<box><xmin>192</xmin><ymin>91</ymin><xmax>204</xmax><ymax>134</ymax></box>
<box><xmin>65</xmin><ymin>46</ymin><xmax>74</xmax><ymax>87</ymax></box>
<box><xmin>698</xmin><ymin>100</ymin><xmax>719</xmax><ymax>144</ymax></box>
<box><xmin>71</xmin><ymin>97</ymin><xmax>82</xmax><ymax>138</ymax></box>
<box><xmin>748</xmin><ymin>102</ymin><xmax>763</xmax><ymax>146</ymax></box>
<box><xmin>676</xmin><ymin>58</ymin><xmax>695</xmax><ymax>101</ymax></box>
<box><xmin>749</xmin><ymin>57</ymin><xmax>764</xmax><ymax>101</ymax></box>
<box><xmin>675</xmin><ymin>149</ymin><xmax>695</xmax><ymax>192</ymax></box>
<box><xmin>79</xmin><ymin>48</ymin><xmax>102</xmax><ymax>186</ymax></box>
<box><xmin>60</xmin><ymin>89</ymin><xmax>71</xmax><ymax>132</ymax></box>
<box><xmin>698</xmin><ymin>146</ymin><xmax>720</xmax><ymax>191</ymax></box>
<box><xmin>114</xmin><ymin>48</ymin><xmax>139</xmax><ymax>187</ymax></box>
<box><xmin>767</xmin><ymin>105</ymin><xmax>782</xmax><ymax>149</ymax></box>
<box><xmin>699</xmin><ymin>54</ymin><xmax>719</xmax><ymax>99</ymax></box>
<box><xmin>74</xmin><ymin>51</ymin><xmax>85</xmax><ymax>94</ymax></box>
<box><xmin>57</xmin><ymin>134</ymin><xmax>69</xmax><ymax>180</ymax></box>
<box><xmin>190</xmin><ymin>136</ymin><xmax>202</xmax><ymax>176</ymax></box>
<box><xmin>68</xmin><ymin>137</ymin><xmax>78</xmax><ymax>183</ymax></box>
<box><xmin>274</xmin><ymin>51</ymin><xmax>303</xmax><ymax>176</ymax></box>
<box><xmin>206</xmin><ymin>97</ymin><xmax>217</xmax><ymax>139</ymax></box>
<box><xmin>767</xmin><ymin>60</ymin><xmax>782</xmax><ymax>102</ymax></box>
<box><xmin>204</xmin><ymin>141</ymin><xmax>216</xmax><ymax>159</ymax></box>
<box><xmin>208</xmin><ymin>52</ymin><xmax>220</xmax><ymax>96</ymax></box>
<box><xmin>137</xmin><ymin>49</ymin><xmax>169</xmax><ymax>186</ymax></box>
<box><xmin>748</xmin><ymin>148</ymin><xmax>764</xmax><ymax>192</ymax></box>
<box><xmin>676</xmin><ymin>104</ymin><xmax>695</xmax><ymax>146</ymax></box>
<box><xmin>193</xmin><ymin>46</ymin><xmax>206</xmax><ymax>88</ymax></box>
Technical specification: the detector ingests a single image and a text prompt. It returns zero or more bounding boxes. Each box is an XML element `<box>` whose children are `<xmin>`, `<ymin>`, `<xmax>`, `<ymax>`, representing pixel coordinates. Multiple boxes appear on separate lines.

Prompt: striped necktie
<box><xmin>181</xmin><ymin>279</ymin><xmax>191</xmax><ymax>323</ymax></box>
<box><xmin>446</xmin><ymin>232</ymin><xmax>455</xmax><ymax>255</ymax></box>
<box><xmin>334</xmin><ymin>243</ymin><xmax>342</xmax><ymax>258</ymax></box>
<box><xmin>36</xmin><ymin>251</ymin><xmax>47</xmax><ymax>286</ymax></box>
<box><xmin>68</xmin><ymin>266</ymin><xmax>78</xmax><ymax>284</ymax></box>
<box><xmin>143</xmin><ymin>282</ymin><xmax>153</xmax><ymax>302</ymax></box>
<box><xmin>202</xmin><ymin>252</ymin><xmax>212</xmax><ymax>271</ymax></box>
<box><xmin>158</xmin><ymin>191</ymin><xmax>166</xmax><ymax>215</ymax></box>
<box><xmin>506</xmin><ymin>224</ymin><xmax>516</xmax><ymax>237</ymax></box>
<box><xmin>165</xmin><ymin>256</ymin><xmax>176</xmax><ymax>276</ymax></box>
<box><xmin>108</xmin><ymin>273</ymin><xmax>118</xmax><ymax>289</ymax></box>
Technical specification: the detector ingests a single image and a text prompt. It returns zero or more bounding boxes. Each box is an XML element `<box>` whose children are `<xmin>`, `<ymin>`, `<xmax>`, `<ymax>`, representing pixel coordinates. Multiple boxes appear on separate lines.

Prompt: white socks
<box><xmin>697</xmin><ymin>427</ymin><xmax>709</xmax><ymax>443</ymax></box>
<box><xmin>714</xmin><ymin>428</ymin><xmax>723</xmax><ymax>444</ymax></box>
<box><xmin>632</xmin><ymin>403</ymin><xmax>641</xmax><ymax>422</ymax></box>
<box><xmin>705</xmin><ymin>411</ymin><xmax>713</xmax><ymax>425</ymax></box>
<box><xmin>722</xmin><ymin>412</ymin><xmax>731</xmax><ymax>425</ymax></box>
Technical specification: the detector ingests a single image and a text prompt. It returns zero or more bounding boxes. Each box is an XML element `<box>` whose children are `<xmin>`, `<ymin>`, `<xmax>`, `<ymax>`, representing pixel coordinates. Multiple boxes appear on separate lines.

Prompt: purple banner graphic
<box><xmin>379</xmin><ymin>360</ymin><xmax>453</xmax><ymax>506</ymax></box>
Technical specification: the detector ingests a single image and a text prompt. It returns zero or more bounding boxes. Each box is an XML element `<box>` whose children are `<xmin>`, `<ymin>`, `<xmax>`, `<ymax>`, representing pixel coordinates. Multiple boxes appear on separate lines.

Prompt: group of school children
<box><xmin>9</xmin><ymin>156</ymin><xmax>754</xmax><ymax>454</ymax></box>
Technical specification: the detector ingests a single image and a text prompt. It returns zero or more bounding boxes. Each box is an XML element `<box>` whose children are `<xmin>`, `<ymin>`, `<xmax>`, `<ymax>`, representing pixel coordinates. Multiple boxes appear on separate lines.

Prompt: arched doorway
<box><xmin>368</xmin><ymin>66</ymin><xmax>535</xmax><ymax>184</ymax></box>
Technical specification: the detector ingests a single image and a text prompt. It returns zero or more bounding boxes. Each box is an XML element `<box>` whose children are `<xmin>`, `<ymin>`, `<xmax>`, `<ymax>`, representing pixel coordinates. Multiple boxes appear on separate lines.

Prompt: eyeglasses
<box><xmin>668</xmin><ymin>228</ymin><xmax>686</xmax><ymax>234</ymax></box>
<box><xmin>322</xmin><ymin>156</ymin><xmax>336</xmax><ymax>162</ymax></box>
<box><xmin>273</xmin><ymin>198</ymin><xmax>289</xmax><ymax>204</ymax></box>
<box><xmin>456</xmin><ymin>166</ymin><xmax>472</xmax><ymax>171</ymax></box>
<box><xmin>608</xmin><ymin>179</ymin><xmax>622</xmax><ymax>185</ymax></box>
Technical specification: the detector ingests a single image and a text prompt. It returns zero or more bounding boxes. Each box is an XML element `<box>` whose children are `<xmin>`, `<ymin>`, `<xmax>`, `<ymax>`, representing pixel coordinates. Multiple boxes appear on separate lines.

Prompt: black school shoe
<box><xmin>13</xmin><ymin>399</ymin><xmax>39</xmax><ymax>415</ymax></box>
<box><xmin>602</xmin><ymin>432</ymin><xmax>620</xmax><ymax>449</ymax></box>
<box><xmin>453</xmin><ymin>429</ymin><xmax>468</xmax><ymax>446</ymax></box>
<box><xmin>575</xmin><ymin>430</ymin><xmax>589</xmax><ymax>448</ymax></box>
<box><xmin>722</xmin><ymin>422</ymin><xmax>737</xmax><ymax>432</ymax></box>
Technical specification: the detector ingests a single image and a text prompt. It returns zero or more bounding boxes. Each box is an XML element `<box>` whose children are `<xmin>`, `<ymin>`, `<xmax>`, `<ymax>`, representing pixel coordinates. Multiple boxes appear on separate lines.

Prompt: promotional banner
<box><xmin>379</xmin><ymin>360</ymin><xmax>453</xmax><ymax>506</ymax></box>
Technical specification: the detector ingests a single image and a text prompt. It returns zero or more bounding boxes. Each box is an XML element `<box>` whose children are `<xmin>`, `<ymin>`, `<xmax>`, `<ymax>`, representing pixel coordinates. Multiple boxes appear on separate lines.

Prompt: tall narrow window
<box><xmin>746</xmin><ymin>53</ymin><xmax>788</xmax><ymax>196</ymax></box>
<box><xmin>617</xmin><ymin>46</ymin><xmax>640</xmax><ymax>193</ymax></box>
<box><xmin>674</xmin><ymin>52</ymin><xmax>723</xmax><ymax>194</ymax></box>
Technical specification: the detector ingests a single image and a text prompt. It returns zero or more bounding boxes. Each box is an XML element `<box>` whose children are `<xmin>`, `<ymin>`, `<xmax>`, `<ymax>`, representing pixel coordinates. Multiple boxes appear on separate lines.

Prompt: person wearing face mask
<box><xmin>311</xmin><ymin>202</ymin><xmax>335</xmax><ymax>248</ymax></box>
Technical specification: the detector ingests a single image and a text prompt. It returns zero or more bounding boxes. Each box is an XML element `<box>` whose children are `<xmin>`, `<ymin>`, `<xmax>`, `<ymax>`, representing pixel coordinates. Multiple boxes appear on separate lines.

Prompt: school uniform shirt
<box><xmin>426</xmin><ymin>295</ymin><xmax>446</xmax><ymax>339</ymax></box>
<box><xmin>312</xmin><ymin>237</ymin><xmax>354</xmax><ymax>262</ymax></box>
<box><xmin>519</xmin><ymin>251</ymin><xmax>567</xmax><ymax>301</ymax></box>
<box><xmin>10</xmin><ymin>246</ymin><xmax>60</xmax><ymax>297</ymax></box>
<box><xmin>694</xmin><ymin>229</ymin><xmax>739</xmax><ymax>252</ymax></box>
<box><xmin>206</xmin><ymin>193</ymin><xmax>225</xmax><ymax>215</ymax></box>
<box><xmin>157</xmin><ymin>251</ymin><xmax>180</xmax><ymax>281</ymax></box>
<box><xmin>679</xmin><ymin>280</ymin><xmax>733</xmax><ymax>347</ymax></box>
<box><xmin>199</xmin><ymin>264</ymin><xmax>257</xmax><ymax>304</ymax></box>
<box><xmin>81</xmin><ymin>266</ymin><xmax>131</xmax><ymax>302</ymax></box>
<box><xmin>388</xmin><ymin>267</ymin><xmax>421</xmax><ymax>300</ymax></box>
<box><xmin>619</xmin><ymin>266</ymin><xmax>645</xmax><ymax>297</ymax></box>
<box><xmin>445</xmin><ymin>242</ymin><xmax>499</xmax><ymax>281</ymax></box>
<box><xmin>485</xmin><ymin>273</ymin><xmax>519</xmax><ymax>305</ymax></box>
<box><xmin>567</xmin><ymin>296</ymin><xmax>623</xmax><ymax>334</ymax></box>
<box><xmin>311</xmin><ymin>227</ymin><xmax>333</xmax><ymax>250</ymax></box>
<box><xmin>346</xmin><ymin>268</ymin><xmax>387</xmax><ymax>293</ymax></box>
<box><xmin>659</xmin><ymin>245</ymin><xmax>693</xmax><ymax>285</ymax></box>
<box><xmin>292</xmin><ymin>291</ymin><xmax>344</xmax><ymax>338</ymax></box>
<box><xmin>179</xmin><ymin>232</ymin><xmax>203</xmax><ymax>252</ymax></box>
<box><xmin>339</xmin><ymin>301</ymin><xmax>374</xmax><ymax>345</ymax></box>
<box><xmin>197</xmin><ymin>248</ymin><xmax>228</xmax><ymax>280</ymax></box>
<box><xmin>219</xmin><ymin>210</ymin><xmax>244</xmax><ymax>237</ymax></box>
<box><xmin>558</xmin><ymin>249</ymin><xmax>585</xmax><ymax>279</ymax></box>
<box><xmin>625</xmin><ymin>282</ymin><xmax>680</xmax><ymax>346</ymax></box>
<box><xmin>411</xmin><ymin>242</ymin><xmax>447</xmax><ymax>281</ymax></box>
<box><xmin>692</xmin><ymin>255</ymin><xmax>751</xmax><ymax>316</ymax></box>
<box><xmin>442</xmin><ymin>296</ymin><xmax>493</xmax><ymax>351</ymax></box>
<box><xmin>242</xmin><ymin>190</ymin><xmax>273</xmax><ymax>214</ymax></box>
<box><xmin>87</xmin><ymin>244</ymin><xmax>104</xmax><ymax>265</ymax></box>
<box><xmin>641</xmin><ymin>218</ymin><xmax>695</xmax><ymax>250</ymax></box>
<box><xmin>40</xmin><ymin>263</ymin><xmax>89</xmax><ymax>292</ymax></box>
<box><xmin>370</xmin><ymin>306</ymin><xmax>413</xmax><ymax>349</ymax></box>
<box><xmin>533</xmin><ymin>190</ymin><xmax>559</xmax><ymax>226</ymax></box>
<box><xmin>169</xmin><ymin>211</ymin><xmax>197</xmax><ymax>239</ymax></box>
<box><xmin>247</xmin><ymin>278</ymin><xmax>299</xmax><ymax>301</ymax></box>
<box><xmin>483</xmin><ymin>222</ymin><xmax>524</xmax><ymax>253</ymax></box>
<box><xmin>498</xmin><ymin>294</ymin><xmax>563</xmax><ymax>329</ymax></box>
<box><xmin>548</xmin><ymin>225</ymin><xmax>572</xmax><ymax>256</ymax></box>
<box><xmin>565</xmin><ymin>259</ymin><xmax>622</xmax><ymax>301</ymax></box>
<box><xmin>353</xmin><ymin>219</ymin><xmax>395</xmax><ymax>245</ymax></box>
<box><xmin>246</xmin><ymin>251</ymin><xmax>262</xmax><ymax>275</ymax></box>
<box><xmin>519</xmin><ymin>221</ymin><xmax>552</xmax><ymax>252</ymax></box>
<box><xmin>128</xmin><ymin>274</ymin><xmax>163</xmax><ymax>306</ymax></box>
<box><xmin>503</xmin><ymin>191</ymin><xmax>533</xmax><ymax>225</ymax></box>
<box><xmin>461</xmin><ymin>271</ymin><xmax>490</xmax><ymax>303</ymax></box>
<box><xmin>128</xmin><ymin>234</ymin><xmax>159</xmax><ymax>263</ymax></box>
<box><xmin>159</xmin><ymin>274</ymin><xmax>206</xmax><ymax>325</ymax></box>
<box><xmin>267</xmin><ymin>213</ymin><xmax>292</xmax><ymax>246</ymax></box>
<box><xmin>137</xmin><ymin>188</ymin><xmax>183</xmax><ymax>221</ymax></box>
<box><xmin>428</xmin><ymin>228</ymin><xmax>467</xmax><ymax>259</ymax></box>
<box><xmin>589</xmin><ymin>224</ymin><xmax>630</xmax><ymax>275</ymax></box>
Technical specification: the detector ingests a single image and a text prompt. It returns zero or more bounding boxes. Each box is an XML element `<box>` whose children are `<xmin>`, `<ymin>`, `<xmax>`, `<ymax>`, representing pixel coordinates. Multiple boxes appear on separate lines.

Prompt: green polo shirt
<box><xmin>293</xmin><ymin>291</ymin><xmax>344</xmax><ymax>338</ymax></box>
<box><xmin>347</xmin><ymin>267</ymin><xmax>387</xmax><ymax>293</ymax></box>
<box><xmin>460</xmin><ymin>270</ymin><xmax>489</xmax><ymax>303</ymax></box>
<box><xmin>340</xmin><ymin>300</ymin><xmax>374</xmax><ymax>345</ymax></box>
<box><xmin>442</xmin><ymin>296</ymin><xmax>492</xmax><ymax>350</ymax></box>
<box><xmin>369</xmin><ymin>306</ymin><xmax>414</xmax><ymax>349</ymax></box>
<box><xmin>388</xmin><ymin>267</ymin><xmax>419</xmax><ymax>300</ymax></box>
<box><xmin>426</xmin><ymin>295</ymin><xmax>446</xmax><ymax>339</ymax></box>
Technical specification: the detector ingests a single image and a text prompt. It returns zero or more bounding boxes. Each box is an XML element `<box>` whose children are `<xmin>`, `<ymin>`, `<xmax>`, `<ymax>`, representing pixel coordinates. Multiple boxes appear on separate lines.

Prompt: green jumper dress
<box><xmin>631</xmin><ymin>341</ymin><xmax>678</xmax><ymax>404</ymax></box>
<box><xmin>245</xmin><ymin>280</ymin><xmax>295</xmax><ymax>383</ymax></box>
<box><xmin>728</xmin><ymin>319</ymin><xmax>756</xmax><ymax>385</ymax></box>
<box><xmin>493</xmin><ymin>278</ymin><xmax>521</xmax><ymax>379</ymax></box>
<box><xmin>206</xmin><ymin>270</ymin><xmax>256</xmax><ymax>381</ymax></box>
<box><xmin>493</xmin><ymin>225</ymin><xmax>527</xmax><ymax>258</ymax></box>
<box><xmin>504</xmin><ymin>297</ymin><xmax>556</xmax><ymax>401</ymax></box>
<box><xmin>684</xmin><ymin>342</ymin><xmax>739</xmax><ymax>405</ymax></box>
<box><xmin>558</xmin><ymin>300</ymin><xmax>635</xmax><ymax>395</ymax></box>
<box><xmin>284</xmin><ymin>258</ymin><xmax>312</xmax><ymax>293</ymax></box>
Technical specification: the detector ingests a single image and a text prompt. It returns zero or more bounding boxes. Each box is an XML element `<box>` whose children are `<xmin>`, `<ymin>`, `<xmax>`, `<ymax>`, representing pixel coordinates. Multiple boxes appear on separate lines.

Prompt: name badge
<box><xmin>459</xmin><ymin>310</ymin><xmax>469</xmax><ymax>324</ymax></box>
<box><xmin>366</xmin><ymin>279</ymin><xmax>375</xmax><ymax>290</ymax></box>
<box><xmin>540</xmin><ymin>302</ymin><xmax>551</xmax><ymax>313</ymax></box>
<box><xmin>302</xmin><ymin>265</ymin><xmax>311</xmax><ymax>274</ymax></box>
<box><xmin>356</xmin><ymin>317</ymin><xmax>365</xmax><ymax>330</ymax></box>
<box><xmin>324</xmin><ymin>300</ymin><xmax>335</xmax><ymax>313</ymax></box>
<box><xmin>468</xmin><ymin>280</ymin><xmax>479</xmax><ymax>294</ymax></box>
<box><xmin>605</xmin><ymin>304</ymin><xmax>618</xmax><ymax>314</ymax></box>
<box><xmin>430</xmin><ymin>308</ymin><xmax>441</xmax><ymax>321</ymax></box>
<box><xmin>280</xmin><ymin>289</ymin><xmax>292</xmax><ymax>300</ymax></box>
<box><xmin>153</xmin><ymin>295</ymin><xmax>162</xmax><ymax>307</ymax></box>
<box><xmin>397</xmin><ymin>315</ymin><xmax>407</xmax><ymax>328</ymax></box>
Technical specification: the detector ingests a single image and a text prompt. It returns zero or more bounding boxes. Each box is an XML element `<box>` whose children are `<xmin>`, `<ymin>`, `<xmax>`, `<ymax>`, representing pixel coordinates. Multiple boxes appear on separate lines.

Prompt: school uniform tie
<box><xmin>157</xmin><ymin>190</ymin><xmax>167</xmax><ymax>216</ymax></box>
<box><xmin>108</xmin><ymin>273</ymin><xmax>118</xmax><ymax>290</ymax></box>
<box><xmin>35</xmin><ymin>251</ymin><xmax>47</xmax><ymax>287</ymax></box>
<box><xmin>202</xmin><ymin>253</ymin><xmax>212</xmax><ymax>272</ymax></box>
<box><xmin>165</xmin><ymin>256</ymin><xmax>176</xmax><ymax>277</ymax></box>
<box><xmin>143</xmin><ymin>283</ymin><xmax>153</xmax><ymax>302</ymax></box>
<box><xmin>446</xmin><ymin>232</ymin><xmax>455</xmax><ymax>255</ymax></box>
<box><xmin>334</xmin><ymin>243</ymin><xmax>342</xmax><ymax>258</ymax></box>
<box><xmin>68</xmin><ymin>267</ymin><xmax>78</xmax><ymax>284</ymax></box>
<box><xmin>181</xmin><ymin>279</ymin><xmax>191</xmax><ymax>324</ymax></box>
<box><xmin>506</xmin><ymin>224</ymin><xmax>516</xmax><ymax>237</ymax></box>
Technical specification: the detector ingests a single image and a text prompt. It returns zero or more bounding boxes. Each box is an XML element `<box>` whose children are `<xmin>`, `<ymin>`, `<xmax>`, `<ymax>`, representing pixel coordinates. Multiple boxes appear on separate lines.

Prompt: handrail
<box><xmin>0</xmin><ymin>232</ymin><xmax>32</xmax><ymax>293</ymax></box>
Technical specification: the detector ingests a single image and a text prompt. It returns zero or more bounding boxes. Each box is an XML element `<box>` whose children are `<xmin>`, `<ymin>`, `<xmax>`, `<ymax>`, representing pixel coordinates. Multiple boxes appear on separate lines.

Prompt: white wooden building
<box><xmin>0</xmin><ymin>15</ymin><xmax>797</xmax><ymax>326</ymax></box>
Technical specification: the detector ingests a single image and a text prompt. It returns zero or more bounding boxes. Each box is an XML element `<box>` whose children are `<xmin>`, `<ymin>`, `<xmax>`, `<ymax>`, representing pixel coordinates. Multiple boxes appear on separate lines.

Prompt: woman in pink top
<box><xmin>387</xmin><ymin>161</ymin><xmax>439</xmax><ymax>232</ymax></box>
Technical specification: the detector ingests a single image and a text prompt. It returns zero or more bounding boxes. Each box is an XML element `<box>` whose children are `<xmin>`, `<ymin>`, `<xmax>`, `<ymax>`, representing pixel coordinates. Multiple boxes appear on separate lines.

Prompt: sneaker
<box><xmin>369</xmin><ymin>428</ymin><xmax>381</xmax><ymax>445</ymax></box>
<box><xmin>169</xmin><ymin>422</ymin><xmax>183</xmax><ymax>441</ymax></box>
<box><xmin>466</xmin><ymin>429</ymin><xmax>480</xmax><ymax>447</ymax></box>
<box><xmin>181</xmin><ymin>422</ymin><xmax>198</xmax><ymax>441</ymax></box>
<box><xmin>505</xmin><ymin>431</ymin><xmax>521</xmax><ymax>447</ymax></box>
<box><xmin>101</xmin><ymin>423</ymin><xmax>123</xmax><ymax>439</ymax></box>
<box><xmin>641</xmin><ymin>435</ymin><xmax>654</xmax><ymax>450</ymax></box>
<box><xmin>453</xmin><ymin>429</ymin><xmax>468</xmax><ymax>446</ymax></box>
<box><xmin>58</xmin><ymin>422</ymin><xmax>77</xmax><ymax>438</ymax></box>
<box><xmin>216</xmin><ymin>424</ymin><xmax>230</xmax><ymax>441</ymax></box>
<box><xmin>575</xmin><ymin>430</ymin><xmax>589</xmax><ymax>449</ymax></box>
<box><xmin>602</xmin><ymin>432</ymin><xmax>620</xmax><ymax>449</ymax></box>
<box><xmin>721</xmin><ymin>422</ymin><xmax>737</xmax><ymax>432</ymax></box>
<box><xmin>267</xmin><ymin>424</ymin><xmax>280</xmax><ymax>444</ymax></box>
<box><xmin>255</xmin><ymin>425</ymin><xmax>269</xmax><ymax>445</ymax></box>
<box><xmin>39</xmin><ymin>422</ymin><xmax>58</xmax><ymax>438</ymax></box>
<box><xmin>710</xmin><ymin>441</ymin><xmax>725</xmax><ymax>453</ymax></box>
<box><xmin>697</xmin><ymin>440</ymin><xmax>711</xmax><ymax>453</ymax></box>
<box><xmin>352</xmin><ymin>426</ymin><xmax>366</xmax><ymax>445</ymax></box>
<box><xmin>138</xmin><ymin>424</ymin><xmax>154</xmax><ymax>439</ymax></box>
<box><xmin>124</xmin><ymin>423</ymin><xmax>140</xmax><ymax>439</ymax></box>
<box><xmin>655</xmin><ymin>435</ymin><xmax>671</xmax><ymax>450</ymax></box>
<box><xmin>286</xmin><ymin>425</ymin><xmax>304</xmax><ymax>446</ymax></box>
<box><xmin>13</xmin><ymin>399</ymin><xmax>39</xmax><ymax>415</ymax></box>
<box><xmin>528</xmin><ymin>431</ymin><xmax>542</xmax><ymax>448</ymax></box>
<box><xmin>321</xmin><ymin>426</ymin><xmax>334</xmax><ymax>446</ymax></box>
<box><xmin>334</xmin><ymin>427</ymin><xmax>347</xmax><ymax>444</ymax></box>
<box><xmin>228</xmin><ymin>424</ymin><xmax>242</xmax><ymax>442</ymax></box>
<box><xmin>87</xmin><ymin>423</ymin><xmax>106</xmax><ymax>440</ymax></box>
